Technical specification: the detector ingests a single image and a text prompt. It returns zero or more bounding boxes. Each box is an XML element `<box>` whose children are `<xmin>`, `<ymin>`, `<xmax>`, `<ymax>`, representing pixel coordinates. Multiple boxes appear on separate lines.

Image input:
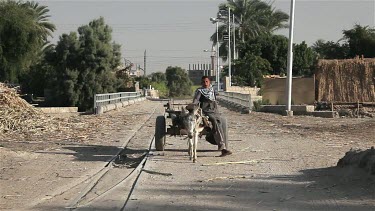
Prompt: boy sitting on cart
<box><xmin>190</xmin><ymin>76</ymin><xmax>232</xmax><ymax>157</ymax></box>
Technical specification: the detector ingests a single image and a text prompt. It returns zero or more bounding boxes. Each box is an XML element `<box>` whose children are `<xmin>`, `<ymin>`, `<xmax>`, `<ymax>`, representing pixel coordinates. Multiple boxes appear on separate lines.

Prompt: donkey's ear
<box><xmin>181</xmin><ymin>107</ymin><xmax>188</xmax><ymax>115</ymax></box>
<box><xmin>186</xmin><ymin>103</ymin><xmax>195</xmax><ymax>111</ymax></box>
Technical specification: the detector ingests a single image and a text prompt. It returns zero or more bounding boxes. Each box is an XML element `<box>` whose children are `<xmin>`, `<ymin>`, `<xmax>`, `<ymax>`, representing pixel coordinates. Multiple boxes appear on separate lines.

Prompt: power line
<box><xmin>124</xmin><ymin>56</ymin><xmax>211</xmax><ymax>59</ymax></box>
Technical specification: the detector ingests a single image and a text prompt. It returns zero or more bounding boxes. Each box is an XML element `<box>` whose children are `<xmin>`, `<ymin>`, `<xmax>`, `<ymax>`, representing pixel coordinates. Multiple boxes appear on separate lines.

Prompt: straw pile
<box><xmin>337</xmin><ymin>147</ymin><xmax>375</xmax><ymax>175</ymax></box>
<box><xmin>0</xmin><ymin>83</ymin><xmax>53</xmax><ymax>133</ymax></box>
<box><xmin>315</xmin><ymin>58</ymin><xmax>375</xmax><ymax>102</ymax></box>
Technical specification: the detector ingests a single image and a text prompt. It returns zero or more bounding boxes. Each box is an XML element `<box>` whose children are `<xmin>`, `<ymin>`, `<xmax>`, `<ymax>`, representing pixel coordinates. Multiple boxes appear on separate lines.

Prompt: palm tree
<box><xmin>21</xmin><ymin>1</ymin><xmax>56</xmax><ymax>45</ymax></box>
<box><xmin>210</xmin><ymin>0</ymin><xmax>289</xmax><ymax>61</ymax></box>
<box><xmin>262</xmin><ymin>7</ymin><xmax>289</xmax><ymax>34</ymax></box>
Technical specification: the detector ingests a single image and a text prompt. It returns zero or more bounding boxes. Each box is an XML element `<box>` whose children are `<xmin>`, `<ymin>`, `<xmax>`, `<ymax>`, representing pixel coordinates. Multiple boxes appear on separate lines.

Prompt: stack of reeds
<box><xmin>315</xmin><ymin>58</ymin><xmax>375</xmax><ymax>102</ymax></box>
<box><xmin>0</xmin><ymin>83</ymin><xmax>53</xmax><ymax>133</ymax></box>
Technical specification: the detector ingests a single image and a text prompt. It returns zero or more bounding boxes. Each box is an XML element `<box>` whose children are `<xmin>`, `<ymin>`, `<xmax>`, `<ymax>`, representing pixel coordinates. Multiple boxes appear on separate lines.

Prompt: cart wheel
<box><xmin>155</xmin><ymin>116</ymin><xmax>166</xmax><ymax>151</ymax></box>
<box><xmin>222</xmin><ymin>117</ymin><xmax>229</xmax><ymax>150</ymax></box>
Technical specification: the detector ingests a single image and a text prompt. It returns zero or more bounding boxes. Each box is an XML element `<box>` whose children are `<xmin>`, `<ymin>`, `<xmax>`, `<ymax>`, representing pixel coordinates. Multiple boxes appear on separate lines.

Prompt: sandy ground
<box><xmin>1</xmin><ymin>100</ymin><xmax>374</xmax><ymax>210</ymax></box>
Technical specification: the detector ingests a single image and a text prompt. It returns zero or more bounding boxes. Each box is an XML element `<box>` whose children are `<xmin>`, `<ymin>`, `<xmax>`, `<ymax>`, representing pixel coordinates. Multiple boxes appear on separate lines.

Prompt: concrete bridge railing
<box><xmin>94</xmin><ymin>91</ymin><xmax>145</xmax><ymax>114</ymax></box>
<box><xmin>217</xmin><ymin>91</ymin><xmax>262</xmax><ymax>113</ymax></box>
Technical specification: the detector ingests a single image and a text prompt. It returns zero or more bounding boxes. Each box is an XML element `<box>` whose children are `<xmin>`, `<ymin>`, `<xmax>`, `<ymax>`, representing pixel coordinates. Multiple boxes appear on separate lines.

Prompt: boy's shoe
<box><xmin>220</xmin><ymin>149</ymin><xmax>232</xmax><ymax>157</ymax></box>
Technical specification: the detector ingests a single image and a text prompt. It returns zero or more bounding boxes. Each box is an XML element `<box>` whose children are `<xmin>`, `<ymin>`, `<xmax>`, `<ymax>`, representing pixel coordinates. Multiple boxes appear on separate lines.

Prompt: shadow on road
<box><xmin>121</xmin><ymin>166</ymin><xmax>375</xmax><ymax>211</ymax></box>
<box><xmin>165</xmin><ymin>148</ymin><xmax>218</xmax><ymax>153</ymax></box>
<box><xmin>36</xmin><ymin>144</ymin><xmax>122</xmax><ymax>162</ymax></box>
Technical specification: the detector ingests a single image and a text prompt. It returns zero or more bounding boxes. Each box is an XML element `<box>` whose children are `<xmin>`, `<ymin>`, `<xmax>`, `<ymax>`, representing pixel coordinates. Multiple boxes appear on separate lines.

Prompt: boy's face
<box><xmin>202</xmin><ymin>78</ymin><xmax>210</xmax><ymax>88</ymax></box>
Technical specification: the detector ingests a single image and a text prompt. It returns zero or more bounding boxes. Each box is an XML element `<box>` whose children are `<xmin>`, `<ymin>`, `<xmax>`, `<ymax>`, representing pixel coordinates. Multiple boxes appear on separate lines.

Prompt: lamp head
<box><xmin>210</xmin><ymin>17</ymin><xmax>218</xmax><ymax>23</ymax></box>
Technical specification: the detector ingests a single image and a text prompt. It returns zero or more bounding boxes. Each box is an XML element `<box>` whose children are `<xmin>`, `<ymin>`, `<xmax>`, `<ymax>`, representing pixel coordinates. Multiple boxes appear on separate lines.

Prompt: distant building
<box><xmin>188</xmin><ymin>63</ymin><xmax>216</xmax><ymax>85</ymax></box>
<box><xmin>115</xmin><ymin>63</ymin><xmax>144</xmax><ymax>78</ymax></box>
<box><xmin>129</xmin><ymin>67</ymin><xmax>144</xmax><ymax>77</ymax></box>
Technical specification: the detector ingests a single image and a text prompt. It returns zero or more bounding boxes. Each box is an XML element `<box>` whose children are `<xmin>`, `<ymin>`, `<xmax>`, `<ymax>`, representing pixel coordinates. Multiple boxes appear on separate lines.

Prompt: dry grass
<box><xmin>315</xmin><ymin>58</ymin><xmax>375</xmax><ymax>102</ymax></box>
<box><xmin>0</xmin><ymin>83</ymin><xmax>55</xmax><ymax>134</ymax></box>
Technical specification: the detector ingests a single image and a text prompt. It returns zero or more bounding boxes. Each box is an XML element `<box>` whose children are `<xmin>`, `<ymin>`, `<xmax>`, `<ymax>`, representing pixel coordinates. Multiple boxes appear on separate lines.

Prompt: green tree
<box><xmin>44</xmin><ymin>17</ymin><xmax>122</xmax><ymax>111</ymax></box>
<box><xmin>241</xmin><ymin>34</ymin><xmax>288</xmax><ymax>75</ymax></box>
<box><xmin>165</xmin><ymin>66</ymin><xmax>192</xmax><ymax>97</ymax></box>
<box><xmin>135</xmin><ymin>76</ymin><xmax>151</xmax><ymax>89</ymax></box>
<box><xmin>74</xmin><ymin>17</ymin><xmax>121</xmax><ymax>110</ymax></box>
<box><xmin>21</xmin><ymin>46</ymin><xmax>55</xmax><ymax>96</ymax></box>
<box><xmin>233</xmin><ymin>42</ymin><xmax>272</xmax><ymax>87</ymax></box>
<box><xmin>312</xmin><ymin>25</ymin><xmax>375</xmax><ymax>59</ymax></box>
<box><xmin>46</xmin><ymin>33</ymin><xmax>80</xmax><ymax>107</ymax></box>
<box><xmin>312</xmin><ymin>39</ymin><xmax>349</xmax><ymax>59</ymax></box>
<box><xmin>234</xmin><ymin>49</ymin><xmax>271</xmax><ymax>87</ymax></box>
<box><xmin>343</xmin><ymin>24</ymin><xmax>375</xmax><ymax>58</ymax></box>
<box><xmin>150</xmin><ymin>72</ymin><xmax>166</xmax><ymax>83</ymax></box>
<box><xmin>234</xmin><ymin>34</ymin><xmax>317</xmax><ymax>82</ymax></box>
<box><xmin>0</xmin><ymin>1</ymin><xmax>55</xmax><ymax>82</ymax></box>
<box><xmin>148</xmin><ymin>72</ymin><xmax>168</xmax><ymax>98</ymax></box>
<box><xmin>21</xmin><ymin>1</ymin><xmax>56</xmax><ymax>42</ymax></box>
<box><xmin>150</xmin><ymin>81</ymin><xmax>168</xmax><ymax>98</ymax></box>
<box><xmin>293</xmin><ymin>41</ymin><xmax>317</xmax><ymax>76</ymax></box>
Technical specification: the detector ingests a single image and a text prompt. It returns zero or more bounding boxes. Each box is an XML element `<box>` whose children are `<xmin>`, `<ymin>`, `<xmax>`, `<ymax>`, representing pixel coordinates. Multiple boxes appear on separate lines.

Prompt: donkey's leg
<box><xmin>193</xmin><ymin>132</ymin><xmax>198</xmax><ymax>163</ymax></box>
<box><xmin>188</xmin><ymin>138</ymin><xmax>193</xmax><ymax>160</ymax></box>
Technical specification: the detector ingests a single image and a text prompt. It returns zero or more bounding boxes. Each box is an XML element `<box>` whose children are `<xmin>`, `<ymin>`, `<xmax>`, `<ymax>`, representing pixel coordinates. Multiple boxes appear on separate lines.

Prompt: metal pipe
<box><xmin>233</xmin><ymin>14</ymin><xmax>236</xmax><ymax>60</ymax></box>
<box><xmin>228</xmin><ymin>7</ymin><xmax>232</xmax><ymax>87</ymax></box>
<box><xmin>286</xmin><ymin>0</ymin><xmax>296</xmax><ymax>115</ymax></box>
<box><xmin>216</xmin><ymin>21</ymin><xmax>220</xmax><ymax>91</ymax></box>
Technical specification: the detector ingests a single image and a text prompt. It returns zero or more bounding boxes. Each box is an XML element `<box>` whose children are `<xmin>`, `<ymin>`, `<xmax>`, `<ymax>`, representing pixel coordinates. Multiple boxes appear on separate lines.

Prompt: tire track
<box><xmin>66</xmin><ymin>106</ymin><xmax>158</xmax><ymax>210</ymax></box>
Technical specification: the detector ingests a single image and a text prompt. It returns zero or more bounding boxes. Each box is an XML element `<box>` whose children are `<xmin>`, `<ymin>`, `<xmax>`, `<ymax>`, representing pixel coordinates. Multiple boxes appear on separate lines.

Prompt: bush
<box><xmin>151</xmin><ymin>82</ymin><xmax>168</xmax><ymax>98</ymax></box>
<box><xmin>252</xmin><ymin>99</ymin><xmax>271</xmax><ymax>111</ymax></box>
<box><xmin>165</xmin><ymin>66</ymin><xmax>192</xmax><ymax>97</ymax></box>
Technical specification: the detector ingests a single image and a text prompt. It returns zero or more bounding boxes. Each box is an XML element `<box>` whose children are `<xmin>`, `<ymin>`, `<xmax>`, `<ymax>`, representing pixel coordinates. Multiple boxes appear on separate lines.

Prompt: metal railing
<box><xmin>217</xmin><ymin>91</ymin><xmax>262</xmax><ymax>111</ymax></box>
<box><xmin>94</xmin><ymin>91</ymin><xmax>142</xmax><ymax>112</ymax></box>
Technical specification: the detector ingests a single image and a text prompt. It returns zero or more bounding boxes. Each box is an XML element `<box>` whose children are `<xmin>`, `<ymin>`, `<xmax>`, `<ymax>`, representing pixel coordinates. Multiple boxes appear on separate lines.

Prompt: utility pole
<box><xmin>215</xmin><ymin>21</ymin><xmax>220</xmax><ymax>91</ymax></box>
<box><xmin>286</xmin><ymin>0</ymin><xmax>296</xmax><ymax>116</ymax></box>
<box><xmin>210</xmin><ymin>47</ymin><xmax>215</xmax><ymax>80</ymax></box>
<box><xmin>233</xmin><ymin>14</ymin><xmax>236</xmax><ymax>60</ymax></box>
<box><xmin>241</xmin><ymin>15</ymin><xmax>244</xmax><ymax>42</ymax></box>
<box><xmin>232</xmin><ymin>13</ymin><xmax>236</xmax><ymax>81</ymax></box>
<box><xmin>144</xmin><ymin>49</ymin><xmax>146</xmax><ymax>77</ymax></box>
<box><xmin>228</xmin><ymin>7</ymin><xmax>232</xmax><ymax>86</ymax></box>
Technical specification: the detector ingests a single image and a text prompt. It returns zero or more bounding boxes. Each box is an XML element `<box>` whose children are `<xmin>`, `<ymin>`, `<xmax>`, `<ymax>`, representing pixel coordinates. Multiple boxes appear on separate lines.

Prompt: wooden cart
<box><xmin>154</xmin><ymin>99</ymin><xmax>228</xmax><ymax>151</ymax></box>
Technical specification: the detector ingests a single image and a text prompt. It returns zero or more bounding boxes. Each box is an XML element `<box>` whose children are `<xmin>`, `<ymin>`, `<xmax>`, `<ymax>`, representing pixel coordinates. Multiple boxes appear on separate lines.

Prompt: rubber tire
<box><xmin>221</xmin><ymin>117</ymin><xmax>229</xmax><ymax>150</ymax></box>
<box><xmin>155</xmin><ymin>116</ymin><xmax>166</xmax><ymax>151</ymax></box>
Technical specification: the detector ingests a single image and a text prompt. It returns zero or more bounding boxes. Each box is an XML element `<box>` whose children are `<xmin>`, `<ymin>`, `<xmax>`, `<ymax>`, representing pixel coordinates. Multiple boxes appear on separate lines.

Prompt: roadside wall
<box><xmin>96</xmin><ymin>97</ymin><xmax>146</xmax><ymax>114</ymax></box>
<box><xmin>39</xmin><ymin>107</ymin><xmax>78</xmax><ymax>114</ymax></box>
<box><xmin>223</xmin><ymin>77</ymin><xmax>260</xmax><ymax>96</ymax></box>
<box><xmin>262</xmin><ymin>77</ymin><xmax>315</xmax><ymax>105</ymax></box>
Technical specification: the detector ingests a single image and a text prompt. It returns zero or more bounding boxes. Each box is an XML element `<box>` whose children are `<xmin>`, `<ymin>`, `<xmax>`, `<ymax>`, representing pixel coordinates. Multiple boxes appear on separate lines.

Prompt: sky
<box><xmin>38</xmin><ymin>0</ymin><xmax>375</xmax><ymax>74</ymax></box>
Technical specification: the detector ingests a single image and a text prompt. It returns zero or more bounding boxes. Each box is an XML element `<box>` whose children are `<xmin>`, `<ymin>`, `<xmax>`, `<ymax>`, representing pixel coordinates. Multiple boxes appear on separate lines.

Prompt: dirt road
<box><xmin>1</xmin><ymin>100</ymin><xmax>374</xmax><ymax>210</ymax></box>
<box><xmin>125</xmin><ymin>105</ymin><xmax>375</xmax><ymax>211</ymax></box>
<box><xmin>0</xmin><ymin>100</ymin><xmax>164</xmax><ymax>210</ymax></box>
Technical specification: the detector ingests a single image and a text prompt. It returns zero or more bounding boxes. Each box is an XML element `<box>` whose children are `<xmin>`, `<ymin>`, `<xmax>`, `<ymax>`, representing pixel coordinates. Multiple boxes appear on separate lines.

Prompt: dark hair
<box><xmin>201</xmin><ymin>76</ymin><xmax>210</xmax><ymax>81</ymax></box>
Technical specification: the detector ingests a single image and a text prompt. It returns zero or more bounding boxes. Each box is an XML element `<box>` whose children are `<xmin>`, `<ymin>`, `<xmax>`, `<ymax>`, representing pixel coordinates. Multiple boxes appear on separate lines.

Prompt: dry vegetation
<box><xmin>0</xmin><ymin>83</ymin><xmax>56</xmax><ymax>134</ymax></box>
<box><xmin>315</xmin><ymin>57</ymin><xmax>375</xmax><ymax>102</ymax></box>
<box><xmin>0</xmin><ymin>83</ymin><xmax>89</xmax><ymax>142</ymax></box>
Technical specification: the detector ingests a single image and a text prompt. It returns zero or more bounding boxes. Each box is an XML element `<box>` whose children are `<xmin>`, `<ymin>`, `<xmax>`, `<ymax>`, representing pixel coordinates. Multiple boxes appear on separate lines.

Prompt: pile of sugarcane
<box><xmin>0</xmin><ymin>83</ymin><xmax>54</xmax><ymax>133</ymax></box>
<box><xmin>315</xmin><ymin>57</ymin><xmax>375</xmax><ymax>102</ymax></box>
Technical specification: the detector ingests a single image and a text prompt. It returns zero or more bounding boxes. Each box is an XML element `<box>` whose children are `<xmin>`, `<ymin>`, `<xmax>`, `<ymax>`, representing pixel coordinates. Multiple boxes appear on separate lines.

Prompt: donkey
<box><xmin>181</xmin><ymin>105</ymin><xmax>205</xmax><ymax>163</ymax></box>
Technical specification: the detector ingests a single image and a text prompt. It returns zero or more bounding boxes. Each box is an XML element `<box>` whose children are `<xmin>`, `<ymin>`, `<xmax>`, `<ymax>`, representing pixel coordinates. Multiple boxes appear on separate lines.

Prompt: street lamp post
<box><xmin>228</xmin><ymin>8</ymin><xmax>232</xmax><ymax>86</ymax></box>
<box><xmin>210</xmin><ymin>17</ymin><xmax>221</xmax><ymax>91</ymax></box>
<box><xmin>216</xmin><ymin>21</ymin><xmax>220</xmax><ymax>91</ymax></box>
<box><xmin>233</xmin><ymin>13</ymin><xmax>236</xmax><ymax>60</ymax></box>
<box><xmin>286</xmin><ymin>0</ymin><xmax>296</xmax><ymax>116</ymax></box>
